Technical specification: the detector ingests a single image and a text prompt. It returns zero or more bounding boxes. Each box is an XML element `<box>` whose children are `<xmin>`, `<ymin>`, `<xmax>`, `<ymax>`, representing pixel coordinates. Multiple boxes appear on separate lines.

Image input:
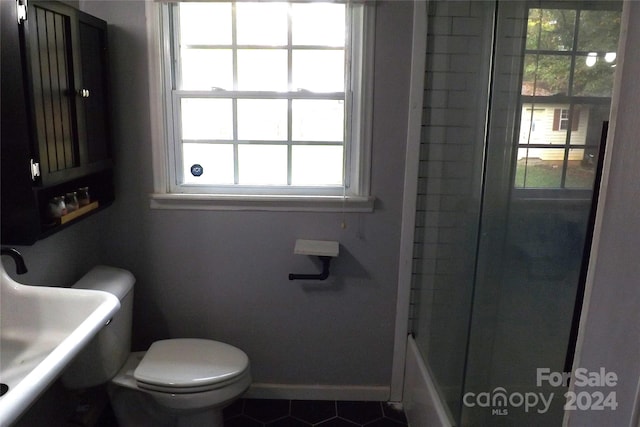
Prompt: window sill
<box><xmin>149</xmin><ymin>193</ymin><xmax>376</xmax><ymax>212</ymax></box>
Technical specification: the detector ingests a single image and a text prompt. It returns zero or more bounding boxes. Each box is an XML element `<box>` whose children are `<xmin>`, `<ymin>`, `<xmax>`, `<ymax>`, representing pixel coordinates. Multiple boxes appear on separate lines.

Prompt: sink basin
<box><xmin>0</xmin><ymin>265</ymin><xmax>120</xmax><ymax>426</ymax></box>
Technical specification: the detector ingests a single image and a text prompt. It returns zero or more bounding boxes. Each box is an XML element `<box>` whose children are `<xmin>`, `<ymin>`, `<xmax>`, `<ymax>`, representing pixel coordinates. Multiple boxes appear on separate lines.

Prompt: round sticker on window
<box><xmin>190</xmin><ymin>164</ymin><xmax>204</xmax><ymax>177</ymax></box>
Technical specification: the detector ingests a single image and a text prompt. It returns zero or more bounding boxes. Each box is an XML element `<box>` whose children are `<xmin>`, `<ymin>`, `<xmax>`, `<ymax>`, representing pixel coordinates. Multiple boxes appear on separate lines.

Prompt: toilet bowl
<box><xmin>108</xmin><ymin>342</ymin><xmax>251</xmax><ymax>426</ymax></box>
<box><xmin>61</xmin><ymin>266</ymin><xmax>251</xmax><ymax>427</ymax></box>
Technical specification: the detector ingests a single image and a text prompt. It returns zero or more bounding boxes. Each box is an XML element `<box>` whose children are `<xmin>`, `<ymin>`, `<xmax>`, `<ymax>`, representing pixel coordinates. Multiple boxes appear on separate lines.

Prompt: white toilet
<box><xmin>61</xmin><ymin>266</ymin><xmax>251</xmax><ymax>427</ymax></box>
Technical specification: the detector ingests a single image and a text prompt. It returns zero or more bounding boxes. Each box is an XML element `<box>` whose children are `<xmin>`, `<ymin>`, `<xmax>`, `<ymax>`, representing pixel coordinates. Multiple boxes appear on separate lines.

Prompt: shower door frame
<box><xmin>390</xmin><ymin>0</ymin><xmax>429</xmax><ymax>403</ymax></box>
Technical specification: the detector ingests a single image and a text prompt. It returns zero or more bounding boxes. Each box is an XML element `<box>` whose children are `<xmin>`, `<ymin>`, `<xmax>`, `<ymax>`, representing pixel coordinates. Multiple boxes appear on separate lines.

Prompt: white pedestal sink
<box><xmin>0</xmin><ymin>264</ymin><xmax>120</xmax><ymax>426</ymax></box>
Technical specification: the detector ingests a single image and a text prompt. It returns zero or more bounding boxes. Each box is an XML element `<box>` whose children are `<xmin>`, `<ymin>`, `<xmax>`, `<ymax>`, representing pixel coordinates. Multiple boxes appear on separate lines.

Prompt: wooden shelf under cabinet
<box><xmin>58</xmin><ymin>201</ymin><xmax>100</xmax><ymax>225</ymax></box>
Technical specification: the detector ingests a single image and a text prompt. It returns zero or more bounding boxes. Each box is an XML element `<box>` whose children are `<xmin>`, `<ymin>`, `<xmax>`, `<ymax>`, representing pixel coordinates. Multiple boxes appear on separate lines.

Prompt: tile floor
<box><xmin>93</xmin><ymin>397</ymin><xmax>408</xmax><ymax>426</ymax></box>
<box><xmin>223</xmin><ymin>399</ymin><xmax>408</xmax><ymax>426</ymax></box>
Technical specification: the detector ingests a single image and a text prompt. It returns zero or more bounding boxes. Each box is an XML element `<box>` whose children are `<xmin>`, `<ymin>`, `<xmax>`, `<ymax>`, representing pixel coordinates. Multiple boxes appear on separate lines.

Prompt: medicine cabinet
<box><xmin>1</xmin><ymin>0</ymin><xmax>114</xmax><ymax>245</ymax></box>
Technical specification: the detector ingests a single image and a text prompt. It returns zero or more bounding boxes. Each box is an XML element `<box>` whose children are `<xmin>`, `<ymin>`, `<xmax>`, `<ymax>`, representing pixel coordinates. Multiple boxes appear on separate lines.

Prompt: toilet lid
<box><xmin>134</xmin><ymin>338</ymin><xmax>249</xmax><ymax>389</ymax></box>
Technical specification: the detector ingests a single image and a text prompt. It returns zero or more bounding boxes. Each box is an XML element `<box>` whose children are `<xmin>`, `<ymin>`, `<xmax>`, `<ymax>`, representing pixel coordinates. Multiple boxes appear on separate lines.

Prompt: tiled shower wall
<box><xmin>409</xmin><ymin>0</ymin><xmax>495</xmax><ymax>420</ymax></box>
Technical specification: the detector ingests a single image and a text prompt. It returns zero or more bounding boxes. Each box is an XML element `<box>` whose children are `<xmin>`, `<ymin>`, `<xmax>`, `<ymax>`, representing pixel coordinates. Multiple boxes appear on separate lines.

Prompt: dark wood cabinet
<box><xmin>1</xmin><ymin>0</ymin><xmax>114</xmax><ymax>245</ymax></box>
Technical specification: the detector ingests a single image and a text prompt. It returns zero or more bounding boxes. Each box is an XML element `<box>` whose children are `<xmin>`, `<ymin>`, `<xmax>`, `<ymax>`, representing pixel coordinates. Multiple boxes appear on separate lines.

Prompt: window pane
<box><xmin>237</xmin><ymin>50</ymin><xmax>288</xmax><ymax>91</ymax></box>
<box><xmin>519</xmin><ymin>104</ymin><xmax>567</xmax><ymax>146</ymax></box>
<box><xmin>236</xmin><ymin>2</ymin><xmax>288</xmax><ymax>46</ymax></box>
<box><xmin>292</xmin><ymin>50</ymin><xmax>345</xmax><ymax>92</ymax></box>
<box><xmin>237</xmin><ymin>99</ymin><xmax>288</xmax><ymax>141</ymax></box>
<box><xmin>179</xmin><ymin>3</ymin><xmax>232</xmax><ymax>45</ymax></box>
<box><xmin>518</xmin><ymin>104</ymin><xmax>569</xmax><ymax>145</ymax></box>
<box><xmin>181</xmin><ymin>98</ymin><xmax>233</xmax><ymax>140</ymax></box>
<box><xmin>568</xmin><ymin>105</ymin><xmax>587</xmax><ymax>145</ymax></box>
<box><xmin>291</xmin><ymin>3</ymin><xmax>345</xmax><ymax>47</ymax></box>
<box><xmin>577</xmin><ymin>10</ymin><xmax>621</xmax><ymax>52</ymax></box>
<box><xmin>182</xmin><ymin>143</ymin><xmax>234</xmax><ymax>184</ymax></box>
<box><xmin>526</xmin><ymin>9</ymin><xmax>575</xmax><ymax>51</ymax></box>
<box><xmin>292</xmin><ymin>100</ymin><xmax>344</xmax><ymax>142</ymax></box>
<box><xmin>238</xmin><ymin>145</ymin><xmax>287</xmax><ymax>185</ymax></box>
<box><xmin>572</xmin><ymin>55</ymin><xmax>616</xmax><ymax>97</ymax></box>
<box><xmin>292</xmin><ymin>145</ymin><xmax>343</xmax><ymax>186</ymax></box>
<box><xmin>522</xmin><ymin>54</ymin><xmax>571</xmax><ymax>96</ymax></box>
<box><xmin>180</xmin><ymin>49</ymin><xmax>233</xmax><ymax>90</ymax></box>
<box><xmin>569</xmin><ymin>104</ymin><xmax>609</xmax><ymax>146</ymax></box>
<box><xmin>515</xmin><ymin>148</ymin><xmax>563</xmax><ymax>188</ymax></box>
<box><xmin>564</xmin><ymin>148</ymin><xmax>595</xmax><ymax>189</ymax></box>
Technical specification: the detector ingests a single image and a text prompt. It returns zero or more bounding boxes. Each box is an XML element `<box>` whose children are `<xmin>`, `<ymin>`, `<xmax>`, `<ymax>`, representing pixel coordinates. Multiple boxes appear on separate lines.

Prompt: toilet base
<box><xmin>108</xmin><ymin>383</ymin><xmax>224</xmax><ymax>427</ymax></box>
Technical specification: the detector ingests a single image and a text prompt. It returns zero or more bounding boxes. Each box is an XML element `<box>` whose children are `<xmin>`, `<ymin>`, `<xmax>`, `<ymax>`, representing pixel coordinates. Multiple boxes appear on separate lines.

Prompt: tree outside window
<box><xmin>516</xmin><ymin>5</ymin><xmax>621</xmax><ymax>191</ymax></box>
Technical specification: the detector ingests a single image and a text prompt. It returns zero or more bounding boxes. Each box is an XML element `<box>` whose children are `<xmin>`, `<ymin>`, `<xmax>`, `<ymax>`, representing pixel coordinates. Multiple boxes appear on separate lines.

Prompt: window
<box><xmin>515</xmin><ymin>4</ymin><xmax>621</xmax><ymax>191</ymax></box>
<box><xmin>558</xmin><ymin>108</ymin><xmax>569</xmax><ymax>131</ymax></box>
<box><xmin>554</xmin><ymin>108</ymin><xmax>573</xmax><ymax>130</ymax></box>
<box><xmin>553</xmin><ymin>108</ymin><xmax>579</xmax><ymax>131</ymax></box>
<box><xmin>150</xmin><ymin>1</ymin><xmax>374</xmax><ymax>209</ymax></box>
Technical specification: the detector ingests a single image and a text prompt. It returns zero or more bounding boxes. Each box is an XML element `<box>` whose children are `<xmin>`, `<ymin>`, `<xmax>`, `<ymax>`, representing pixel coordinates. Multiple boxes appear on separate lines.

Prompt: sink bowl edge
<box><xmin>0</xmin><ymin>278</ymin><xmax>120</xmax><ymax>427</ymax></box>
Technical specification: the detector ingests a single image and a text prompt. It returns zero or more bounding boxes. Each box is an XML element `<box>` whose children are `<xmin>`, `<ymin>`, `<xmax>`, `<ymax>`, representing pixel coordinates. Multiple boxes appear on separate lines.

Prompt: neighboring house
<box><xmin>518</xmin><ymin>103</ymin><xmax>589</xmax><ymax>161</ymax></box>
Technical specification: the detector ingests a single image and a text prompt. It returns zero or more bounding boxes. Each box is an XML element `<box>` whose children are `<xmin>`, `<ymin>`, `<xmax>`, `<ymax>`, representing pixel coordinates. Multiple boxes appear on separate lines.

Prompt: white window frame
<box><xmin>559</xmin><ymin>108</ymin><xmax>570</xmax><ymax>131</ymax></box>
<box><xmin>146</xmin><ymin>1</ymin><xmax>375</xmax><ymax>211</ymax></box>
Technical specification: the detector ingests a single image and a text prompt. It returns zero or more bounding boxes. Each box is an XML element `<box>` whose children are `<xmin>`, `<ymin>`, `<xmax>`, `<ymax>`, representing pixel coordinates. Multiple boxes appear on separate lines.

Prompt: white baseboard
<box><xmin>403</xmin><ymin>336</ymin><xmax>455</xmax><ymax>427</ymax></box>
<box><xmin>245</xmin><ymin>383</ymin><xmax>390</xmax><ymax>402</ymax></box>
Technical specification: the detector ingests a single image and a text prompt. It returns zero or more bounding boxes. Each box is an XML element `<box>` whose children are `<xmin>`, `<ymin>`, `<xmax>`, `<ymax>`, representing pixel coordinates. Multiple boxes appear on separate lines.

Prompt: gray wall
<box><xmin>77</xmin><ymin>0</ymin><xmax>413</xmax><ymax>391</ymax></box>
<box><xmin>6</xmin><ymin>3</ymin><xmax>413</xmax><ymax>423</ymax></box>
<box><xmin>7</xmin><ymin>4</ymin><xmax>413</xmax><ymax>424</ymax></box>
<box><xmin>4</xmin><ymin>213</ymin><xmax>110</xmax><ymax>286</ymax></box>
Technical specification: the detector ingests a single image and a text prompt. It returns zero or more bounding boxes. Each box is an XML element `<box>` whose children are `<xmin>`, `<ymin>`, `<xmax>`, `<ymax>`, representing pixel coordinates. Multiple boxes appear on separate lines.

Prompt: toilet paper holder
<box><xmin>288</xmin><ymin>240</ymin><xmax>339</xmax><ymax>281</ymax></box>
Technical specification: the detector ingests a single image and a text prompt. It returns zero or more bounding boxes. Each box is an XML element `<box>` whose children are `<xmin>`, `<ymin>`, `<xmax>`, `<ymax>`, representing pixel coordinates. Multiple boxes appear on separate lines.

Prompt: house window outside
<box><xmin>515</xmin><ymin>4</ymin><xmax>621</xmax><ymax>191</ymax></box>
<box><xmin>558</xmin><ymin>108</ymin><xmax>569</xmax><ymax>131</ymax></box>
<box><xmin>158</xmin><ymin>1</ymin><xmax>372</xmax><ymax>199</ymax></box>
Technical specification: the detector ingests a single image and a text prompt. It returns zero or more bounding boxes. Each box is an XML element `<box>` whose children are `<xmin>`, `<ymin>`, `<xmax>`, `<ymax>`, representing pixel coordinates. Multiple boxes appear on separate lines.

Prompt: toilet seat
<box><xmin>111</xmin><ymin>350</ymin><xmax>252</xmax><ymax>412</ymax></box>
<box><xmin>134</xmin><ymin>338</ymin><xmax>250</xmax><ymax>394</ymax></box>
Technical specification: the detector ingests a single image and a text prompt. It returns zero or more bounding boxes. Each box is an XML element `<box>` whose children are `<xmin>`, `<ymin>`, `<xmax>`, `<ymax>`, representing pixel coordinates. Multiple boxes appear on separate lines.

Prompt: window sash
<box><xmin>172</xmin><ymin>92</ymin><xmax>348</xmax><ymax>189</ymax></box>
<box><xmin>515</xmin><ymin>4</ymin><xmax>618</xmax><ymax>192</ymax></box>
<box><xmin>161</xmin><ymin>1</ymin><xmax>368</xmax><ymax>196</ymax></box>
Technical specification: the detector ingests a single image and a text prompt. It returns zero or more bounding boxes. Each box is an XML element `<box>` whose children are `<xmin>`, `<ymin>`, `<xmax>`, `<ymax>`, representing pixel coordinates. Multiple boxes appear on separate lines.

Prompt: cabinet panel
<box><xmin>27</xmin><ymin>3</ymin><xmax>80</xmax><ymax>183</ymax></box>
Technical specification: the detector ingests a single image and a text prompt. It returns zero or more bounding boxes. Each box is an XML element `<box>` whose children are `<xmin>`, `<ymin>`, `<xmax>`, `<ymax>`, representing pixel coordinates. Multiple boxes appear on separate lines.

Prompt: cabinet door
<box><xmin>23</xmin><ymin>1</ymin><xmax>81</xmax><ymax>186</ymax></box>
<box><xmin>77</xmin><ymin>11</ymin><xmax>112</xmax><ymax>172</ymax></box>
<box><xmin>23</xmin><ymin>2</ymin><xmax>112</xmax><ymax>187</ymax></box>
<box><xmin>1</xmin><ymin>0</ymin><xmax>41</xmax><ymax>244</ymax></box>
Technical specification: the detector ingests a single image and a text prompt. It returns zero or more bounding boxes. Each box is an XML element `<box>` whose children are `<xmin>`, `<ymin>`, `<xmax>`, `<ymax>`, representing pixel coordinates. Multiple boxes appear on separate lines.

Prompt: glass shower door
<box><xmin>461</xmin><ymin>2</ymin><xmax>621</xmax><ymax>426</ymax></box>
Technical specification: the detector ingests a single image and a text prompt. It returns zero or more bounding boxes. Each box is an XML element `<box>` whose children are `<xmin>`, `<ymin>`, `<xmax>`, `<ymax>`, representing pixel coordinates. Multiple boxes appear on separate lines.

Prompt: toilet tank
<box><xmin>61</xmin><ymin>266</ymin><xmax>135</xmax><ymax>389</ymax></box>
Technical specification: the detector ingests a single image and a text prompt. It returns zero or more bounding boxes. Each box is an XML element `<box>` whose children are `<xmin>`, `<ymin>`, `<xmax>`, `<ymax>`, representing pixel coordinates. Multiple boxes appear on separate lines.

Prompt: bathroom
<box><xmin>1</xmin><ymin>1</ymin><xmax>639</xmax><ymax>426</ymax></box>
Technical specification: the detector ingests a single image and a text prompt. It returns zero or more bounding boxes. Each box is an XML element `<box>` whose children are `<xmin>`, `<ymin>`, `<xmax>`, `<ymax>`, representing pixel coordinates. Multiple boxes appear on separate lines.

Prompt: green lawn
<box><xmin>515</xmin><ymin>159</ymin><xmax>595</xmax><ymax>189</ymax></box>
